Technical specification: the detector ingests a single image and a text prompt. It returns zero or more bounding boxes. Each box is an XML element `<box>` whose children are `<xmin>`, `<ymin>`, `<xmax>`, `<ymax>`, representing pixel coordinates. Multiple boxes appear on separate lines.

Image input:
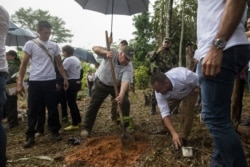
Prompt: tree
<box><xmin>151</xmin><ymin>0</ymin><xmax>168</xmax><ymax>44</ymax></box>
<box><xmin>150</xmin><ymin>0</ymin><xmax>197</xmax><ymax>66</ymax></box>
<box><xmin>131</xmin><ymin>12</ymin><xmax>154</xmax><ymax>67</ymax></box>
<box><xmin>11</xmin><ymin>7</ymin><xmax>73</xmax><ymax>44</ymax></box>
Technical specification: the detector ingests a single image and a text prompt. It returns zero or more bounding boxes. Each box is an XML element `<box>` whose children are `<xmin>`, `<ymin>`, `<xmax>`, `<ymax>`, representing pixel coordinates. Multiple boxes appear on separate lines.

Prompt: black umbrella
<box><xmin>74</xmin><ymin>47</ymin><xmax>98</xmax><ymax>65</ymax></box>
<box><xmin>6</xmin><ymin>27</ymin><xmax>37</xmax><ymax>47</ymax></box>
<box><xmin>8</xmin><ymin>21</ymin><xmax>19</xmax><ymax>31</ymax></box>
<box><xmin>75</xmin><ymin>0</ymin><xmax>149</xmax><ymax>37</ymax></box>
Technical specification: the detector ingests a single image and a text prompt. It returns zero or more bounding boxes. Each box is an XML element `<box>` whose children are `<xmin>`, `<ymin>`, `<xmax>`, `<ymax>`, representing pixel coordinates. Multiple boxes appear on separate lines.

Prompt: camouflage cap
<box><xmin>6</xmin><ymin>50</ymin><xmax>18</xmax><ymax>58</ymax></box>
<box><xmin>164</xmin><ymin>37</ymin><xmax>172</xmax><ymax>42</ymax></box>
<box><xmin>120</xmin><ymin>45</ymin><xmax>135</xmax><ymax>61</ymax></box>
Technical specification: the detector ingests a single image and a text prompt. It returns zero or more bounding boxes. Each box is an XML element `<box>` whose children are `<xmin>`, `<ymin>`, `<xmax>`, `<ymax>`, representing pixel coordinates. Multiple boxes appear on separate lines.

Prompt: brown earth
<box><xmin>4</xmin><ymin>89</ymin><xmax>250</xmax><ymax>167</ymax></box>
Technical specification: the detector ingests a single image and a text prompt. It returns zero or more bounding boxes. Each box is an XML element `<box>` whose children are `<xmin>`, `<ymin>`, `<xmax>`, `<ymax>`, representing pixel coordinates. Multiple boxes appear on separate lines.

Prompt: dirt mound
<box><xmin>65</xmin><ymin>134</ymin><xmax>148</xmax><ymax>167</ymax></box>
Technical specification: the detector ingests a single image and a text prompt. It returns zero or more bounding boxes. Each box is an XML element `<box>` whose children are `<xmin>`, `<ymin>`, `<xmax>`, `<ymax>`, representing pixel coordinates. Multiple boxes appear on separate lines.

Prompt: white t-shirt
<box><xmin>155</xmin><ymin>67</ymin><xmax>199</xmax><ymax>118</ymax></box>
<box><xmin>195</xmin><ymin>0</ymin><xmax>249</xmax><ymax>61</ymax></box>
<box><xmin>23</xmin><ymin>38</ymin><xmax>61</xmax><ymax>81</ymax></box>
<box><xmin>63</xmin><ymin>56</ymin><xmax>81</xmax><ymax>80</ymax></box>
<box><xmin>0</xmin><ymin>6</ymin><xmax>9</xmax><ymax>72</ymax></box>
<box><xmin>95</xmin><ymin>50</ymin><xmax>133</xmax><ymax>86</ymax></box>
<box><xmin>87</xmin><ymin>73</ymin><xmax>95</xmax><ymax>82</ymax></box>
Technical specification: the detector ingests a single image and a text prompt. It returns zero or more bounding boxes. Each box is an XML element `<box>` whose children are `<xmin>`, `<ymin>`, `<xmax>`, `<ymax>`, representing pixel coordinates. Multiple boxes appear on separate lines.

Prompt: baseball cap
<box><xmin>121</xmin><ymin>46</ymin><xmax>135</xmax><ymax>60</ymax></box>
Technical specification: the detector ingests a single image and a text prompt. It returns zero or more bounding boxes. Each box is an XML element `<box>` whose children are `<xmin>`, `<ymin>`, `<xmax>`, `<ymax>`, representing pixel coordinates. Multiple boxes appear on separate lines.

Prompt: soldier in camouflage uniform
<box><xmin>3</xmin><ymin>50</ymin><xmax>21</xmax><ymax>129</ymax></box>
<box><xmin>149</xmin><ymin>37</ymin><xmax>175</xmax><ymax>115</ymax></box>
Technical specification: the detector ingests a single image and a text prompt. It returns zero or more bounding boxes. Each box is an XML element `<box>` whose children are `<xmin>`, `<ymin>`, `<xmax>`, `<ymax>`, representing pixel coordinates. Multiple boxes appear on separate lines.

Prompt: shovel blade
<box><xmin>121</xmin><ymin>132</ymin><xmax>134</xmax><ymax>146</ymax></box>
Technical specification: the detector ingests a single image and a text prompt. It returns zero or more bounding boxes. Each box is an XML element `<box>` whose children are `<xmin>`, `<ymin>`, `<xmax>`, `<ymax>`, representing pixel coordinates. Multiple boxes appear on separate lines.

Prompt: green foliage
<box><xmin>11</xmin><ymin>7</ymin><xmax>73</xmax><ymax>44</ymax></box>
<box><xmin>131</xmin><ymin>12</ymin><xmax>155</xmax><ymax>67</ymax></box>
<box><xmin>138</xmin><ymin>0</ymin><xmax>198</xmax><ymax>67</ymax></box>
<box><xmin>134</xmin><ymin>65</ymin><xmax>150</xmax><ymax>90</ymax></box>
<box><xmin>80</xmin><ymin>62</ymin><xmax>97</xmax><ymax>89</ymax></box>
<box><xmin>152</xmin><ymin>0</ymin><xmax>169</xmax><ymax>43</ymax></box>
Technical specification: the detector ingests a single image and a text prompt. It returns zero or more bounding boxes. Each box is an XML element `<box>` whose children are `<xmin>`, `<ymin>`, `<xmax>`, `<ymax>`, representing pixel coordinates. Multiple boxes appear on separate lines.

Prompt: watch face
<box><xmin>213</xmin><ymin>39</ymin><xmax>226</xmax><ymax>49</ymax></box>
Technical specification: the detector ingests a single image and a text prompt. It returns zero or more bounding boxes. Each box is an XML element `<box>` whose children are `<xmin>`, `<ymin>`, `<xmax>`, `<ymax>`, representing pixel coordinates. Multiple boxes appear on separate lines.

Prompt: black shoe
<box><xmin>4</xmin><ymin>123</ymin><xmax>18</xmax><ymax>130</ymax></box>
<box><xmin>240</xmin><ymin>119</ymin><xmax>250</xmax><ymax>126</ymax></box>
<box><xmin>51</xmin><ymin>133</ymin><xmax>62</xmax><ymax>141</ymax></box>
<box><xmin>23</xmin><ymin>137</ymin><xmax>35</xmax><ymax>148</ymax></box>
<box><xmin>152</xmin><ymin>129</ymin><xmax>169</xmax><ymax>135</ymax></box>
<box><xmin>150</xmin><ymin>110</ymin><xmax>156</xmax><ymax>115</ymax></box>
<box><xmin>182</xmin><ymin>139</ymin><xmax>187</xmax><ymax>147</ymax></box>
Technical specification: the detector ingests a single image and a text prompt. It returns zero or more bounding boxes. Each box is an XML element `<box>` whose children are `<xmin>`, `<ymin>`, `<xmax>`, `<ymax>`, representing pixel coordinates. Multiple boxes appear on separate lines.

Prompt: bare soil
<box><xmin>4</xmin><ymin>89</ymin><xmax>250</xmax><ymax>167</ymax></box>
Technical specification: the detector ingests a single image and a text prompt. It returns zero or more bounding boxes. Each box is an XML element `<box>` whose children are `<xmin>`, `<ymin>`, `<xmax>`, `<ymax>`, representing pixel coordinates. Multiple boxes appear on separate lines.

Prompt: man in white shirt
<box><xmin>151</xmin><ymin>67</ymin><xmax>199</xmax><ymax>149</ymax></box>
<box><xmin>0</xmin><ymin>5</ymin><xmax>9</xmax><ymax>167</ymax></box>
<box><xmin>17</xmin><ymin>20</ymin><xmax>69</xmax><ymax>148</ymax></box>
<box><xmin>195</xmin><ymin>0</ymin><xmax>249</xmax><ymax>166</ymax></box>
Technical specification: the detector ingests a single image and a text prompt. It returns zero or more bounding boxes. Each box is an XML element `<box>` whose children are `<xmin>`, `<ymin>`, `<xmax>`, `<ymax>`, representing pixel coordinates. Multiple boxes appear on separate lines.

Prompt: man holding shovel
<box><xmin>80</xmin><ymin>45</ymin><xmax>134</xmax><ymax>137</ymax></box>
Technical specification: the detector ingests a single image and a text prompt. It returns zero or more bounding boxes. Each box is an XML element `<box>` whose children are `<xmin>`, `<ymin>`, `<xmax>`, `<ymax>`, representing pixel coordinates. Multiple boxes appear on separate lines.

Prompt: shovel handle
<box><xmin>105</xmin><ymin>31</ymin><xmax>125</xmax><ymax>126</ymax></box>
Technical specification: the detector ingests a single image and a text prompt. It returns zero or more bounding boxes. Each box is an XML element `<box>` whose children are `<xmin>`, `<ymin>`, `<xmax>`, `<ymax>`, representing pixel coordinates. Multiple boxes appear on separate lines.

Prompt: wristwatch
<box><xmin>212</xmin><ymin>38</ymin><xmax>227</xmax><ymax>49</ymax></box>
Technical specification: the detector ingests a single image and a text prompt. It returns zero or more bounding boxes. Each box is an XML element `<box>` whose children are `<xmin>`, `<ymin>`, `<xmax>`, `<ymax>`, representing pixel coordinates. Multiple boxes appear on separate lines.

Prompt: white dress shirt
<box><xmin>155</xmin><ymin>67</ymin><xmax>199</xmax><ymax>118</ymax></box>
<box><xmin>0</xmin><ymin>6</ymin><xmax>9</xmax><ymax>72</ymax></box>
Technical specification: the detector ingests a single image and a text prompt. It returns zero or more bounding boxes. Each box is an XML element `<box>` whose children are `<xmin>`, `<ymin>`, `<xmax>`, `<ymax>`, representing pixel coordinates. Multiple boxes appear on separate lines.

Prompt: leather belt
<box><xmin>97</xmin><ymin>78</ymin><xmax>113</xmax><ymax>87</ymax></box>
<box><xmin>0</xmin><ymin>72</ymin><xmax>7</xmax><ymax>77</ymax></box>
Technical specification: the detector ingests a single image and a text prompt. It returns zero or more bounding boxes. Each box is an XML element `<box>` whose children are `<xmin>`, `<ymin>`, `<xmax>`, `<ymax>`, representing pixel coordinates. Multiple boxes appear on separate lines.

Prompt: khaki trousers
<box><xmin>162</xmin><ymin>87</ymin><xmax>199</xmax><ymax>140</ymax></box>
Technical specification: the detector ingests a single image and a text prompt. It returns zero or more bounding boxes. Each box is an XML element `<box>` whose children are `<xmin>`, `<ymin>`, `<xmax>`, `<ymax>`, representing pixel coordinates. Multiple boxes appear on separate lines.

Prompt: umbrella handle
<box><xmin>105</xmin><ymin>30</ymin><xmax>125</xmax><ymax>126</ymax></box>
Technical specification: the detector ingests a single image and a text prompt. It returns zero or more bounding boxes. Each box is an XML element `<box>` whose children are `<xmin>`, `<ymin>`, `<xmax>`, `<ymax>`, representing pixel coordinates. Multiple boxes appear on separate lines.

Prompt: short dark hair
<box><xmin>6</xmin><ymin>50</ymin><xmax>17</xmax><ymax>58</ymax></box>
<box><xmin>62</xmin><ymin>45</ymin><xmax>74</xmax><ymax>56</ymax></box>
<box><xmin>37</xmin><ymin>20</ymin><xmax>52</xmax><ymax>31</ymax></box>
<box><xmin>120</xmin><ymin>40</ymin><xmax>128</xmax><ymax>46</ymax></box>
<box><xmin>6</xmin><ymin>50</ymin><xmax>20</xmax><ymax>62</ymax></box>
<box><xmin>151</xmin><ymin>72</ymin><xmax>167</xmax><ymax>85</ymax></box>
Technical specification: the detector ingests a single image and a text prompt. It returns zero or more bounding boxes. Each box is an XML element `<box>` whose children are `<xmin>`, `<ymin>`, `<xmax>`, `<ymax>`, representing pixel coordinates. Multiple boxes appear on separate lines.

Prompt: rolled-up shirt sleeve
<box><xmin>155</xmin><ymin>92</ymin><xmax>170</xmax><ymax>118</ymax></box>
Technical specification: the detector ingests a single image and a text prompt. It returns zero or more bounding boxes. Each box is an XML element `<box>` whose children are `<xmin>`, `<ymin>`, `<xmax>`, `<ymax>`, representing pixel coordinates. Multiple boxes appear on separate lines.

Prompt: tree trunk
<box><xmin>179</xmin><ymin>1</ymin><xmax>185</xmax><ymax>66</ymax></box>
<box><xmin>168</xmin><ymin>0</ymin><xmax>173</xmax><ymax>35</ymax></box>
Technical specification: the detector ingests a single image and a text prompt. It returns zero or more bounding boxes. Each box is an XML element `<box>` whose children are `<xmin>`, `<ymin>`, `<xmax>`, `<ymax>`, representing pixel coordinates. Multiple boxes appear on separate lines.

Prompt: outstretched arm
<box><xmin>162</xmin><ymin>116</ymin><xmax>182</xmax><ymax>149</ymax></box>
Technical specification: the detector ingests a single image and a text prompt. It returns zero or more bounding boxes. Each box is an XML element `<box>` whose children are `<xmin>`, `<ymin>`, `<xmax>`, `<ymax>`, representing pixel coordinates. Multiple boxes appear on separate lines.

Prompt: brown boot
<box><xmin>151</xmin><ymin>104</ymin><xmax>156</xmax><ymax>115</ymax></box>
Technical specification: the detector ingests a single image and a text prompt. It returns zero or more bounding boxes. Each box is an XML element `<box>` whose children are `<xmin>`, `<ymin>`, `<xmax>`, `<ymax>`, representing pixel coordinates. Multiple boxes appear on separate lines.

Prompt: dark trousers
<box><xmin>0</xmin><ymin>73</ymin><xmax>7</xmax><ymax>167</ymax></box>
<box><xmin>57</xmin><ymin>83</ymin><xmax>68</xmax><ymax>118</ymax></box>
<box><xmin>26</xmin><ymin>80</ymin><xmax>61</xmax><ymax>137</ymax></box>
<box><xmin>66</xmin><ymin>80</ymin><xmax>81</xmax><ymax>125</ymax></box>
<box><xmin>35</xmin><ymin>100</ymin><xmax>46</xmax><ymax>133</ymax></box>
<box><xmin>83</xmin><ymin>78</ymin><xmax>130</xmax><ymax>132</ymax></box>
<box><xmin>4</xmin><ymin>94</ymin><xmax>18</xmax><ymax>126</ymax></box>
<box><xmin>110</xmin><ymin>96</ymin><xmax>118</xmax><ymax>120</ymax></box>
<box><xmin>88</xmin><ymin>81</ymin><xmax>94</xmax><ymax>97</ymax></box>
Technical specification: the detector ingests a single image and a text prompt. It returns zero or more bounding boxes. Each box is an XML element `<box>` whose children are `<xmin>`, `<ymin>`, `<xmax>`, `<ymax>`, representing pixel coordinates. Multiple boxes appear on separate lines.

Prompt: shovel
<box><xmin>105</xmin><ymin>31</ymin><xmax>134</xmax><ymax>145</ymax></box>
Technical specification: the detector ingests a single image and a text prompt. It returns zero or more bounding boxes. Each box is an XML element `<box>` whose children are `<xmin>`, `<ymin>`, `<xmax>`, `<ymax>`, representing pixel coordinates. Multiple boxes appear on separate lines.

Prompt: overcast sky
<box><xmin>2</xmin><ymin>0</ymin><xmax>154</xmax><ymax>50</ymax></box>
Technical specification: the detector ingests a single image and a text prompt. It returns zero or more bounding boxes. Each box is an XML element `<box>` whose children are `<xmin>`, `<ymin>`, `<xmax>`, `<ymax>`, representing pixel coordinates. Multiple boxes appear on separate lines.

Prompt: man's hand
<box><xmin>16</xmin><ymin>82</ymin><xmax>25</xmax><ymax>96</ymax></box>
<box><xmin>106</xmin><ymin>50</ymin><xmax>113</xmax><ymax>58</ymax></box>
<box><xmin>202</xmin><ymin>46</ymin><xmax>223</xmax><ymax>77</ymax></box>
<box><xmin>157</xmin><ymin>46</ymin><xmax>165</xmax><ymax>54</ymax></box>
<box><xmin>63</xmin><ymin>80</ymin><xmax>69</xmax><ymax>90</ymax></box>
<box><xmin>115</xmin><ymin>94</ymin><xmax>124</xmax><ymax>104</ymax></box>
<box><xmin>172</xmin><ymin>133</ymin><xmax>182</xmax><ymax>149</ymax></box>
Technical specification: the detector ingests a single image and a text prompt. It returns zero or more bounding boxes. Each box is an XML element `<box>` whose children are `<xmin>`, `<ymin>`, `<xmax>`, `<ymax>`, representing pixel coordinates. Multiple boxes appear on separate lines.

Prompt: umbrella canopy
<box><xmin>74</xmin><ymin>47</ymin><xmax>98</xmax><ymax>65</ymax></box>
<box><xmin>75</xmin><ymin>0</ymin><xmax>149</xmax><ymax>16</ymax></box>
<box><xmin>8</xmin><ymin>21</ymin><xmax>19</xmax><ymax>31</ymax></box>
<box><xmin>75</xmin><ymin>0</ymin><xmax>149</xmax><ymax>35</ymax></box>
<box><xmin>6</xmin><ymin>28</ymin><xmax>37</xmax><ymax>47</ymax></box>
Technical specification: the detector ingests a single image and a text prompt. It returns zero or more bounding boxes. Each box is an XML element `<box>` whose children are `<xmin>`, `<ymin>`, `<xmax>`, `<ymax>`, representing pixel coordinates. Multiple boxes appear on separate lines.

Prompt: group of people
<box><xmin>16</xmin><ymin>20</ymin><xmax>85</xmax><ymax>148</ymax></box>
<box><xmin>148</xmin><ymin>1</ymin><xmax>250</xmax><ymax>167</ymax></box>
<box><xmin>1</xmin><ymin>1</ymin><xmax>250</xmax><ymax>167</ymax></box>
